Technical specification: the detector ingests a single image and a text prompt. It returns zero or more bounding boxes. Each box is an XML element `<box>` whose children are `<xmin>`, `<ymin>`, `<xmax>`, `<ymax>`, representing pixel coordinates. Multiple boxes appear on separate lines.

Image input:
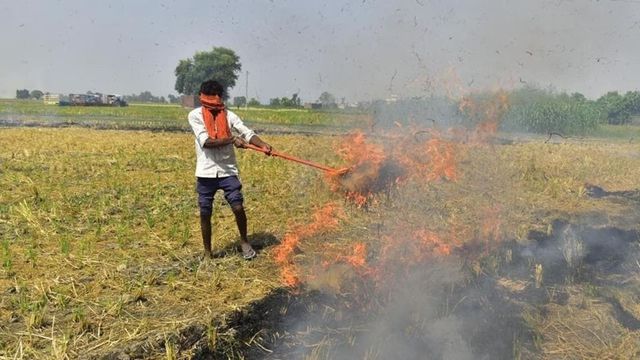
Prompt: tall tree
<box><xmin>16</xmin><ymin>89</ymin><xmax>30</xmax><ymax>99</ymax></box>
<box><xmin>248</xmin><ymin>98</ymin><xmax>261</xmax><ymax>107</ymax></box>
<box><xmin>269</xmin><ymin>98</ymin><xmax>281</xmax><ymax>107</ymax></box>
<box><xmin>624</xmin><ymin>90</ymin><xmax>640</xmax><ymax>114</ymax></box>
<box><xmin>174</xmin><ymin>47</ymin><xmax>242</xmax><ymax>97</ymax></box>
<box><xmin>233</xmin><ymin>96</ymin><xmax>247</xmax><ymax>108</ymax></box>
<box><xmin>167</xmin><ymin>94</ymin><xmax>180</xmax><ymax>104</ymax></box>
<box><xmin>318</xmin><ymin>91</ymin><xmax>336</xmax><ymax>106</ymax></box>
<box><xmin>597</xmin><ymin>91</ymin><xmax>632</xmax><ymax>125</ymax></box>
<box><xmin>30</xmin><ymin>90</ymin><xmax>44</xmax><ymax>100</ymax></box>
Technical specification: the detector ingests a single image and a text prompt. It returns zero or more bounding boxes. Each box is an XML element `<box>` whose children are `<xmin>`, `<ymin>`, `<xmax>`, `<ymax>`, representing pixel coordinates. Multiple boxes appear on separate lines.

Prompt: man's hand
<box><xmin>249</xmin><ymin>135</ymin><xmax>273</xmax><ymax>155</ymax></box>
<box><xmin>262</xmin><ymin>143</ymin><xmax>273</xmax><ymax>155</ymax></box>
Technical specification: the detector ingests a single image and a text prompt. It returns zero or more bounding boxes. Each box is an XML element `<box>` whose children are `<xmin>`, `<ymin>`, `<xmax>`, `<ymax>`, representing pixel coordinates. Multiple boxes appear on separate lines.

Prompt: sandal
<box><xmin>242</xmin><ymin>247</ymin><xmax>256</xmax><ymax>260</ymax></box>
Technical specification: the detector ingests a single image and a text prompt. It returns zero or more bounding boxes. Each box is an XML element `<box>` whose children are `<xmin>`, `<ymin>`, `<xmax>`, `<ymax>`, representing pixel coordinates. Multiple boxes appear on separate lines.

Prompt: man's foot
<box><xmin>240</xmin><ymin>242</ymin><xmax>256</xmax><ymax>260</ymax></box>
<box><xmin>203</xmin><ymin>250</ymin><xmax>213</xmax><ymax>260</ymax></box>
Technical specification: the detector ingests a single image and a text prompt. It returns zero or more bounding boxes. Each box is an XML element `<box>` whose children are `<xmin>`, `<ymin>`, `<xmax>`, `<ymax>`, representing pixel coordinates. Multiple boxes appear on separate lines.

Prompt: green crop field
<box><xmin>0</xmin><ymin>99</ymin><xmax>368</xmax><ymax>131</ymax></box>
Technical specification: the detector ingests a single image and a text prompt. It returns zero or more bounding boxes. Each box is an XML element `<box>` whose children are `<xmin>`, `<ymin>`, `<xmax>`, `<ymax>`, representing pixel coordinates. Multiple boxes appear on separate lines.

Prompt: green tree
<box><xmin>16</xmin><ymin>89</ymin><xmax>30</xmax><ymax>99</ymax></box>
<box><xmin>30</xmin><ymin>90</ymin><xmax>44</xmax><ymax>100</ymax></box>
<box><xmin>570</xmin><ymin>92</ymin><xmax>586</xmax><ymax>102</ymax></box>
<box><xmin>291</xmin><ymin>93</ymin><xmax>301</xmax><ymax>107</ymax></box>
<box><xmin>318</xmin><ymin>91</ymin><xmax>336</xmax><ymax>106</ymax></box>
<box><xmin>271</xmin><ymin>93</ymin><xmax>301</xmax><ymax>108</ymax></box>
<box><xmin>597</xmin><ymin>91</ymin><xmax>632</xmax><ymax>125</ymax></box>
<box><xmin>269</xmin><ymin>98</ymin><xmax>281</xmax><ymax>107</ymax></box>
<box><xmin>233</xmin><ymin>96</ymin><xmax>247</xmax><ymax>108</ymax></box>
<box><xmin>125</xmin><ymin>91</ymin><xmax>165</xmax><ymax>103</ymax></box>
<box><xmin>280</xmin><ymin>96</ymin><xmax>293</xmax><ymax>107</ymax></box>
<box><xmin>248</xmin><ymin>98</ymin><xmax>261</xmax><ymax>107</ymax></box>
<box><xmin>174</xmin><ymin>47</ymin><xmax>242</xmax><ymax>97</ymax></box>
<box><xmin>167</xmin><ymin>94</ymin><xmax>180</xmax><ymax>104</ymax></box>
<box><xmin>624</xmin><ymin>90</ymin><xmax>640</xmax><ymax>114</ymax></box>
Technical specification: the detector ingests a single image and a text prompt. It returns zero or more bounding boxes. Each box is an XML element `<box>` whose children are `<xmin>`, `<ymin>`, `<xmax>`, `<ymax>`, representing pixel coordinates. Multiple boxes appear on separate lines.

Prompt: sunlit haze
<box><xmin>2</xmin><ymin>0</ymin><xmax>640</xmax><ymax>102</ymax></box>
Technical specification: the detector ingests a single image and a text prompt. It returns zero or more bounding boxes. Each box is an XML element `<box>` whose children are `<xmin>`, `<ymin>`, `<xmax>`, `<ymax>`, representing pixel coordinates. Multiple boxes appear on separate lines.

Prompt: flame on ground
<box><xmin>273</xmin><ymin>203</ymin><xmax>344</xmax><ymax>286</ymax></box>
<box><xmin>328</xmin><ymin>129</ymin><xmax>459</xmax><ymax>207</ymax></box>
<box><xmin>459</xmin><ymin>90</ymin><xmax>510</xmax><ymax>143</ymax></box>
<box><xmin>276</xmin><ymin>91</ymin><xmax>511</xmax><ymax>289</ymax></box>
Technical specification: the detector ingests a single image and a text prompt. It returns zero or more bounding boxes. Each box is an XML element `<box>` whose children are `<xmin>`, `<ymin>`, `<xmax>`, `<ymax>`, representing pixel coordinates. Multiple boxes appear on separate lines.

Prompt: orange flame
<box><xmin>281</xmin><ymin>91</ymin><xmax>511</xmax><ymax>290</ymax></box>
<box><xmin>344</xmin><ymin>242</ymin><xmax>367</xmax><ymax>268</ymax></box>
<box><xmin>460</xmin><ymin>90</ymin><xmax>510</xmax><ymax>143</ymax></box>
<box><xmin>330</xmin><ymin>129</ymin><xmax>459</xmax><ymax>207</ymax></box>
<box><xmin>327</xmin><ymin>131</ymin><xmax>389</xmax><ymax>207</ymax></box>
<box><xmin>273</xmin><ymin>203</ymin><xmax>344</xmax><ymax>286</ymax></box>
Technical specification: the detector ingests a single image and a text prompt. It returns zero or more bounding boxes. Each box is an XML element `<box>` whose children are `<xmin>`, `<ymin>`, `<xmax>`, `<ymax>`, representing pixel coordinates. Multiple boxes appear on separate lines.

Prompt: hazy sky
<box><xmin>2</xmin><ymin>0</ymin><xmax>640</xmax><ymax>102</ymax></box>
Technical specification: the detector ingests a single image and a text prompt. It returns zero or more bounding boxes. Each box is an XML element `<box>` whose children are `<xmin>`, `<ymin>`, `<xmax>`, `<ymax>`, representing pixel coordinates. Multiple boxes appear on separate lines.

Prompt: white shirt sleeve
<box><xmin>188</xmin><ymin>108</ymin><xmax>209</xmax><ymax>147</ymax></box>
<box><xmin>227</xmin><ymin>110</ymin><xmax>256</xmax><ymax>142</ymax></box>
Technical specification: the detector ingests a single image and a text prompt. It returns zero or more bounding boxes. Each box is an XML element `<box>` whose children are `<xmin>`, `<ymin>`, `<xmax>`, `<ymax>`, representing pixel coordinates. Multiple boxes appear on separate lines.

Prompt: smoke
<box><xmin>253</xmin><ymin>215</ymin><xmax>640</xmax><ymax>359</ymax></box>
<box><xmin>325</xmin><ymin>261</ymin><xmax>475</xmax><ymax>360</ymax></box>
<box><xmin>252</xmin><ymin>89</ymin><xmax>640</xmax><ymax>359</ymax></box>
<box><xmin>369</xmin><ymin>96</ymin><xmax>463</xmax><ymax>130</ymax></box>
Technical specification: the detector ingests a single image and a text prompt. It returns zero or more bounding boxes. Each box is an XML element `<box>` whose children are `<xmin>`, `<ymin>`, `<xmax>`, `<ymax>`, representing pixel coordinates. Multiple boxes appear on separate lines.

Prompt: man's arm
<box><xmin>203</xmin><ymin>137</ymin><xmax>234</xmax><ymax>148</ymax></box>
<box><xmin>235</xmin><ymin>134</ymin><xmax>272</xmax><ymax>154</ymax></box>
<box><xmin>228</xmin><ymin>111</ymin><xmax>273</xmax><ymax>154</ymax></box>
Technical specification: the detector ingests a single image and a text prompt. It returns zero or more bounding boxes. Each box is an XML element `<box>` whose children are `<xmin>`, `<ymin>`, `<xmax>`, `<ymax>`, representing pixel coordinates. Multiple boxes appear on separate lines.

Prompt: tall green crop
<box><xmin>502</xmin><ymin>89</ymin><xmax>602</xmax><ymax>135</ymax></box>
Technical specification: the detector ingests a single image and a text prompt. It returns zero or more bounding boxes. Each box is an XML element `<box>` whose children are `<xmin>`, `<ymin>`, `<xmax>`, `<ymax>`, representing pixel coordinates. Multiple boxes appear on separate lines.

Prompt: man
<box><xmin>188</xmin><ymin>80</ymin><xmax>272</xmax><ymax>260</ymax></box>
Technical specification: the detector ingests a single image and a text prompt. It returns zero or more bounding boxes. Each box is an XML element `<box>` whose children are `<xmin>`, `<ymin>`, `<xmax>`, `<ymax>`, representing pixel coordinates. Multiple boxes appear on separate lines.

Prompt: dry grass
<box><xmin>0</xmin><ymin>128</ymin><xmax>338</xmax><ymax>358</ymax></box>
<box><xmin>1</xmin><ymin>128</ymin><xmax>640</xmax><ymax>358</ymax></box>
<box><xmin>524</xmin><ymin>286</ymin><xmax>640</xmax><ymax>359</ymax></box>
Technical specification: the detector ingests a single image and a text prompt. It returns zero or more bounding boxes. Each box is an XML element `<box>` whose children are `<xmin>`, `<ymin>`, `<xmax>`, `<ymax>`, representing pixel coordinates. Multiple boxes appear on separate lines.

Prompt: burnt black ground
<box><xmin>189</xmin><ymin>210</ymin><xmax>640</xmax><ymax>360</ymax></box>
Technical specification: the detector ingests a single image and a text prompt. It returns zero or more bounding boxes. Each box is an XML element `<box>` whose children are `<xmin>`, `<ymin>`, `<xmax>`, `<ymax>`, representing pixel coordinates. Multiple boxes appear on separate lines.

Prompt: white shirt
<box><xmin>188</xmin><ymin>107</ymin><xmax>256</xmax><ymax>178</ymax></box>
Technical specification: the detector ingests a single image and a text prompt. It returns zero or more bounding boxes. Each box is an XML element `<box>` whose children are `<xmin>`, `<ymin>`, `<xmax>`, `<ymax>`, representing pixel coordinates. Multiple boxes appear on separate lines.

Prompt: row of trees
<box><xmin>269</xmin><ymin>93</ymin><xmax>301</xmax><ymax>108</ymax></box>
<box><xmin>124</xmin><ymin>91</ymin><xmax>181</xmax><ymax>104</ymax></box>
<box><xmin>231</xmin><ymin>94</ymin><xmax>340</xmax><ymax>108</ymax></box>
<box><xmin>16</xmin><ymin>89</ymin><xmax>44</xmax><ymax>100</ymax></box>
<box><xmin>267</xmin><ymin>92</ymin><xmax>338</xmax><ymax>108</ymax></box>
<box><xmin>16</xmin><ymin>86</ymin><xmax>336</xmax><ymax>109</ymax></box>
<box><xmin>231</xmin><ymin>96</ymin><xmax>260</xmax><ymax>108</ymax></box>
<box><xmin>16</xmin><ymin>88</ymin><xmax>184</xmax><ymax>104</ymax></box>
<box><xmin>593</xmin><ymin>91</ymin><xmax>640</xmax><ymax>125</ymax></box>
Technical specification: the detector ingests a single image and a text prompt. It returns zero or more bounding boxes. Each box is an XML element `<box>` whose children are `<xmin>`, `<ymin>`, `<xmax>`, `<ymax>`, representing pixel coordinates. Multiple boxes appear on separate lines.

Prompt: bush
<box><xmin>595</xmin><ymin>91</ymin><xmax>640</xmax><ymax>125</ymax></box>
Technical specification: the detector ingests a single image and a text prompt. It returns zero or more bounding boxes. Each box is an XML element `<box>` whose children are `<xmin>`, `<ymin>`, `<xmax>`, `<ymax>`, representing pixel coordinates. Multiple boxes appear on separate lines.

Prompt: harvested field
<box><xmin>1</xmin><ymin>126</ymin><xmax>640</xmax><ymax>359</ymax></box>
<box><xmin>0</xmin><ymin>100</ymin><xmax>367</xmax><ymax>132</ymax></box>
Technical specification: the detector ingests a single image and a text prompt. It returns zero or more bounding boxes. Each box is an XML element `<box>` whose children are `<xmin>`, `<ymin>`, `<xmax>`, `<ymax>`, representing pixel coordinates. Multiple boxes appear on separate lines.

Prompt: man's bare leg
<box><xmin>231</xmin><ymin>204</ymin><xmax>255</xmax><ymax>257</ymax></box>
<box><xmin>200</xmin><ymin>214</ymin><xmax>213</xmax><ymax>258</ymax></box>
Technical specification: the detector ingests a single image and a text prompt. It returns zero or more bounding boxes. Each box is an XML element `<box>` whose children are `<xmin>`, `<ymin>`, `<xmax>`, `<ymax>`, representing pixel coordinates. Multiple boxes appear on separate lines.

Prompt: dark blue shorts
<box><xmin>196</xmin><ymin>176</ymin><xmax>244</xmax><ymax>216</ymax></box>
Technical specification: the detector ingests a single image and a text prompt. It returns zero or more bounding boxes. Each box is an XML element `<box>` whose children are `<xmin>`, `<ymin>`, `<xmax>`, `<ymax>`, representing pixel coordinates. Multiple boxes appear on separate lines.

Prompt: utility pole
<box><xmin>245</xmin><ymin>71</ymin><xmax>249</xmax><ymax>109</ymax></box>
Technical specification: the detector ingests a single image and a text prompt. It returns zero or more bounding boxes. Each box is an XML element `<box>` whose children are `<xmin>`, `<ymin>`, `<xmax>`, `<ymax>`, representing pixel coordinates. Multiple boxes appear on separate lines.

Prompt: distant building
<box><xmin>65</xmin><ymin>93</ymin><xmax>127</xmax><ymax>106</ymax></box>
<box><xmin>181</xmin><ymin>95</ymin><xmax>201</xmax><ymax>108</ymax></box>
<box><xmin>385</xmin><ymin>94</ymin><xmax>399</xmax><ymax>104</ymax></box>
<box><xmin>304</xmin><ymin>102</ymin><xmax>323</xmax><ymax>109</ymax></box>
<box><xmin>43</xmin><ymin>94</ymin><xmax>60</xmax><ymax>105</ymax></box>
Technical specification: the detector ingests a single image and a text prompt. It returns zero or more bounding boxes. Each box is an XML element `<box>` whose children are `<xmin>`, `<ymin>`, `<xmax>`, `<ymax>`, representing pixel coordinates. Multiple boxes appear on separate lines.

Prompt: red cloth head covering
<box><xmin>199</xmin><ymin>94</ymin><xmax>231</xmax><ymax>139</ymax></box>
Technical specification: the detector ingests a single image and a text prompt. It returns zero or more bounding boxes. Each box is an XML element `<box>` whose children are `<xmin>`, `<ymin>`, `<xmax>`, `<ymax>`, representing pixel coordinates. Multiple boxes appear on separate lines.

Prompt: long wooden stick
<box><xmin>243</xmin><ymin>143</ymin><xmax>347</xmax><ymax>174</ymax></box>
